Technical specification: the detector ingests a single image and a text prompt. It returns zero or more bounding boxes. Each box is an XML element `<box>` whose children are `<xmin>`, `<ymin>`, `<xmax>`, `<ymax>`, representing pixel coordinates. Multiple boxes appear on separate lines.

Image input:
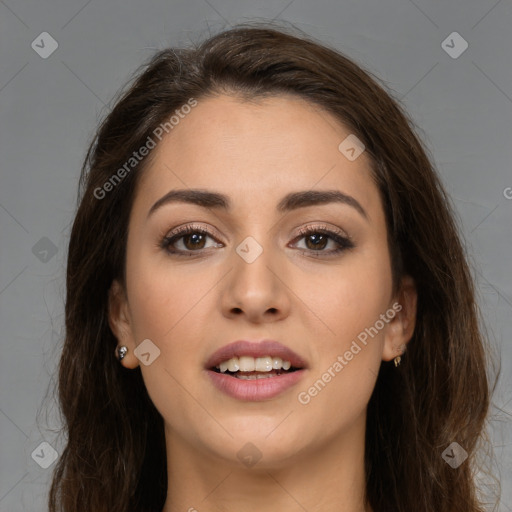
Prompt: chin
<box><xmin>200</xmin><ymin>426</ymin><xmax>309</xmax><ymax>469</ymax></box>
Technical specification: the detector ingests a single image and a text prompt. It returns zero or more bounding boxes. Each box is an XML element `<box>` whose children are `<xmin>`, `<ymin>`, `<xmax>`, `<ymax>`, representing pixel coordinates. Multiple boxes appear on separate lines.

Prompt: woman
<box><xmin>49</xmin><ymin>22</ymin><xmax>495</xmax><ymax>512</ymax></box>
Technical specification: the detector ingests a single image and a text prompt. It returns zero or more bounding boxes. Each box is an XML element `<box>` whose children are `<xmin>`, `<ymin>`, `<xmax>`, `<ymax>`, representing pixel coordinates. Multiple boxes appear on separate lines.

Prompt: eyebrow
<box><xmin>147</xmin><ymin>188</ymin><xmax>368</xmax><ymax>221</ymax></box>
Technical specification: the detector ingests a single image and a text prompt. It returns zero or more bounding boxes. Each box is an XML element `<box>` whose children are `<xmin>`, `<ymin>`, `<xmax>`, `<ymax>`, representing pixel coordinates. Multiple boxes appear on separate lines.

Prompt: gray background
<box><xmin>0</xmin><ymin>0</ymin><xmax>511</xmax><ymax>510</ymax></box>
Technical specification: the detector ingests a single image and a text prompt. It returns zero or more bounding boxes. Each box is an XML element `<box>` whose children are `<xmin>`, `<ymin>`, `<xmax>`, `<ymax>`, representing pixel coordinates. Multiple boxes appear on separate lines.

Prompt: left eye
<box><xmin>292</xmin><ymin>227</ymin><xmax>354</xmax><ymax>255</ymax></box>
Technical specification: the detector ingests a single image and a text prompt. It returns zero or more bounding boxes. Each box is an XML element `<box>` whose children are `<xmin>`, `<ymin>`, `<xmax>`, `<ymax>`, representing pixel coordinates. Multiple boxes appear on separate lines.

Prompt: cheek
<box><xmin>125</xmin><ymin>250</ymin><xmax>221</xmax><ymax>404</ymax></box>
<box><xmin>124</xmin><ymin>251</ymin><xmax>214</xmax><ymax>419</ymax></box>
<box><xmin>294</xmin><ymin>244</ymin><xmax>392</xmax><ymax>424</ymax></box>
<box><xmin>126</xmin><ymin>244</ymin><xmax>215</xmax><ymax>341</ymax></box>
<box><xmin>302</xmin><ymin>245</ymin><xmax>393</xmax><ymax>348</ymax></box>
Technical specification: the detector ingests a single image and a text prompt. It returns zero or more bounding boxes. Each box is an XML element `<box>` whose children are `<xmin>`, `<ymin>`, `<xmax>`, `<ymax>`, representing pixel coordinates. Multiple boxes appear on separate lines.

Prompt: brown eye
<box><xmin>161</xmin><ymin>226</ymin><xmax>222</xmax><ymax>255</ymax></box>
<box><xmin>160</xmin><ymin>224</ymin><xmax>354</xmax><ymax>258</ymax></box>
<box><xmin>303</xmin><ymin>233</ymin><xmax>329</xmax><ymax>251</ymax></box>
<box><xmin>293</xmin><ymin>226</ymin><xmax>354</xmax><ymax>256</ymax></box>
<box><xmin>181</xmin><ymin>232</ymin><xmax>207</xmax><ymax>250</ymax></box>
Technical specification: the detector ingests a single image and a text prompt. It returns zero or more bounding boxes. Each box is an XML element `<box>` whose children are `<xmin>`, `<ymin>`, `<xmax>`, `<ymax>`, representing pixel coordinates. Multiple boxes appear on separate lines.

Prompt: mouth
<box><xmin>204</xmin><ymin>340</ymin><xmax>307</xmax><ymax>401</ymax></box>
<box><xmin>209</xmin><ymin>355</ymin><xmax>301</xmax><ymax>380</ymax></box>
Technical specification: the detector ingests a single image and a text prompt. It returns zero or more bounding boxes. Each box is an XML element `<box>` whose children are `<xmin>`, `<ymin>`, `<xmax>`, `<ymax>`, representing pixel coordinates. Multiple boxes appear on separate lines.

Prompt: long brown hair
<box><xmin>48</xmin><ymin>21</ymin><xmax>498</xmax><ymax>511</ymax></box>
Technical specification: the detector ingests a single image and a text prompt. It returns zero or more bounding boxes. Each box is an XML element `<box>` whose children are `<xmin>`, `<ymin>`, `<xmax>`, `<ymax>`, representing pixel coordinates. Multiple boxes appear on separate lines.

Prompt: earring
<box><xmin>117</xmin><ymin>345</ymin><xmax>128</xmax><ymax>361</ymax></box>
<box><xmin>394</xmin><ymin>344</ymin><xmax>406</xmax><ymax>367</ymax></box>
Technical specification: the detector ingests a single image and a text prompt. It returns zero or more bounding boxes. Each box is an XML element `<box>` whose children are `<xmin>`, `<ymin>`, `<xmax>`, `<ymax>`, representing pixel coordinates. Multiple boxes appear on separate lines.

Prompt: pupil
<box><xmin>306</xmin><ymin>234</ymin><xmax>327</xmax><ymax>250</ymax></box>
<box><xmin>185</xmin><ymin>233</ymin><xmax>205</xmax><ymax>250</ymax></box>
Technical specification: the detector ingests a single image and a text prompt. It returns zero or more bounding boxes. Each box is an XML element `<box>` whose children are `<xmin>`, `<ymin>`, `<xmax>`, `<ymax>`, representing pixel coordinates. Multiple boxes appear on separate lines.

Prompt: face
<box><xmin>108</xmin><ymin>93</ymin><xmax>417</xmax><ymax>470</ymax></box>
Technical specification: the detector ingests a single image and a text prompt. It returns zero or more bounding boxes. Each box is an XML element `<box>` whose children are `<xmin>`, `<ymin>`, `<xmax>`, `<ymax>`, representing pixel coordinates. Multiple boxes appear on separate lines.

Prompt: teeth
<box><xmin>215</xmin><ymin>355</ymin><xmax>293</xmax><ymax>373</ymax></box>
<box><xmin>255</xmin><ymin>356</ymin><xmax>273</xmax><ymax>372</ymax></box>
<box><xmin>227</xmin><ymin>358</ymin><xmax>240</xmax><ymax>372</ymax></box>
<box><xmin>239</xmin><ymin>356</ymin><xmax>255</xmax><ymax>372</ymax></box>
<box><xmin>236</xmin><ymin>373</ymin><xmax>276</xmax><ymax>380</ymax></box>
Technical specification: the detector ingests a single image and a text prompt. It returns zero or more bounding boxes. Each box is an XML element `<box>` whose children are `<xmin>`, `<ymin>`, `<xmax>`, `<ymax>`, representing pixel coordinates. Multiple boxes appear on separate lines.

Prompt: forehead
<box><xmin>134</xmin><ymin>94</ymin><xmax>379</xmax><ymax>219</ymax></box>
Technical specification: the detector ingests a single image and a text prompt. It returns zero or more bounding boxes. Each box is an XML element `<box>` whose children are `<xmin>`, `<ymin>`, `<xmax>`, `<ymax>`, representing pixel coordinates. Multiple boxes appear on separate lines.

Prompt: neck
<box><xmin>162</xmin><ymin>411</ymin><xmax>372</xmax><ymax>512</ymax></box>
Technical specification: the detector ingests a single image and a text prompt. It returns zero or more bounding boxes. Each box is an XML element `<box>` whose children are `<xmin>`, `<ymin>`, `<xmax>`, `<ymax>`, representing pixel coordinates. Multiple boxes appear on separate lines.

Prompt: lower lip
<box><xmin>206</xmin><ymin>369</ymin><xmax>306</xmax><ymax>401</ymax></box>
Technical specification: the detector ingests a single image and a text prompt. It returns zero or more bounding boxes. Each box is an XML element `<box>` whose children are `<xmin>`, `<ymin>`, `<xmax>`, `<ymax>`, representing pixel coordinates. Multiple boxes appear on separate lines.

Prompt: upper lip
<box><xmin>205</xmin><ymin>340</ymin><xmax>308</xmax><ymax>369</ymax></box>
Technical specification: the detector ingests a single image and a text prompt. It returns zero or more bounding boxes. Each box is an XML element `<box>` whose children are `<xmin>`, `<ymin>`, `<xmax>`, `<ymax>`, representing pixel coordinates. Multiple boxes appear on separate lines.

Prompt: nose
<box><xmin>220</xmin><ymin>240</ymin><xmax>291</xmax><ymax>323</ymax></box>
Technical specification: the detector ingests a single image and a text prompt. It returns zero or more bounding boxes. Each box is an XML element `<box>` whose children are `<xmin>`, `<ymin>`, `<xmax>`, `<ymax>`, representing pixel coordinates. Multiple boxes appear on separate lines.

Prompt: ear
<box><xmin>382</xmin><ymin>275</ymin><xmax>417</xmax><ymax>362</ymax></box>
<box><xmin>108</xmin><ymin>279</ymin><xmax>140</xmax><ymax>369</ymax></box>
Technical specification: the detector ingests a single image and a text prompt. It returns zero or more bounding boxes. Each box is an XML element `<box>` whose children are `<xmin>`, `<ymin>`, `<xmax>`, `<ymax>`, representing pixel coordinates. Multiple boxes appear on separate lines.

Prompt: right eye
<box><xmin>160</xmin><ymin>225</ymin><xmax>223</xmax><ymax>256</ymax></box>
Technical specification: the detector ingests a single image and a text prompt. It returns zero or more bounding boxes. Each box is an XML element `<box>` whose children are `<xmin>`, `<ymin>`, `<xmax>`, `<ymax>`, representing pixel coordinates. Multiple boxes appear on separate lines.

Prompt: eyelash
<box><xmin>159</xmin><ymin>223</ymin><xmax>354</xmax><ymax>258</ymax></box>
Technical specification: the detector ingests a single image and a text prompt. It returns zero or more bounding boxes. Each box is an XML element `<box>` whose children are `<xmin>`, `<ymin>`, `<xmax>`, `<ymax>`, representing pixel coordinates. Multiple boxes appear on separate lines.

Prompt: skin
<box><xmin>108</xmin><ymin>93</ymin><xmax>417</xmax><ymax>512</ymax></box>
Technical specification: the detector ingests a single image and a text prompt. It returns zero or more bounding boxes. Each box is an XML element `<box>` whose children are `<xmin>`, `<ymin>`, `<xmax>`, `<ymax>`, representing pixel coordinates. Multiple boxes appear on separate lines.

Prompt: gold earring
<box><xmin>394</xmin><ymin>344</ymin><xmax>406</xmax><ymax>367</ymax></box>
